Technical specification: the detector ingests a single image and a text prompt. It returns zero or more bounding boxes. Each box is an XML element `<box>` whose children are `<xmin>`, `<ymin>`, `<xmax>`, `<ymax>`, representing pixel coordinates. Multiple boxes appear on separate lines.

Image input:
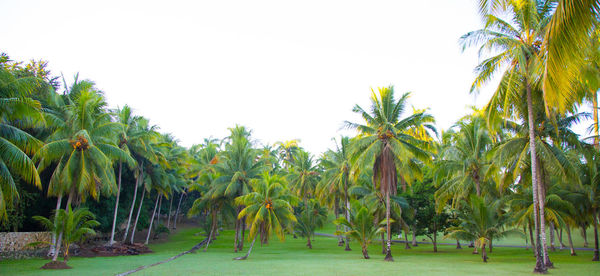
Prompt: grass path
<box><xmin>1</xmin><ymin>225</ymin><xmax>598</xmax><ymax>276</ymax></box>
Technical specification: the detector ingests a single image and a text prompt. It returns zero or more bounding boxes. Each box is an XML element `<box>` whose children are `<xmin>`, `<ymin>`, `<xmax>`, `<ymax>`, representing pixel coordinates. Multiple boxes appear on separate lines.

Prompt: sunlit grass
<box><xmin>1</xmin><ymin>223</ymin><xmax>598</xmax><ymax>276</ymax></box>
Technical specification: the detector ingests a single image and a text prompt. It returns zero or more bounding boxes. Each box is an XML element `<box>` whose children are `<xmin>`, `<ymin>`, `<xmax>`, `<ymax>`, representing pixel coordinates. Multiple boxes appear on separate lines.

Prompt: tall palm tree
<box><xmin>108</xmin><ymin>106</ymin><xmax>157</xmax><ymax>245</ymax></box>
<box><xmin>287</xmin><ymin>149</ymin><xmax>319</xmax><ymax>204</ymax></box>
<box><xmin>462</xmin><ymin>1</ymin><xmax>555</xmax><ymax>271</ymax></box>
<box><xmin>347</xmin><ymin>86</ymin><xmax>434</xmax><ymax>261</ymax></box>
<box><xmin>233</xmin><ymin>171</ymin><xmax>297</xmax><ymax>260</ymax></box>
<box><xmin>215</xmin><ymin>125</ymin><xmax>264</xmax><ymax>252</ymax></box>
<box><xmin>35</xmin><ymin>80</ymin><xmax>133</xmax><ymax>260</ymax></box>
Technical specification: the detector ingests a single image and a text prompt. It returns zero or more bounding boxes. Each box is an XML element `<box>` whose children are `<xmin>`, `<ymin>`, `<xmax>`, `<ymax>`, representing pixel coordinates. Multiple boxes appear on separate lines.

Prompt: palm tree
<box><xmin>334</xmin><ymin>200</ymin><xmax>386</xmax><ymax>259</ymax></box>
<box><xmin>435</xmin><ymin>115</ymin><xmax>494</xmax><ymax>204</ymax></box>
<box><xmin>108</xmin><ymin>106</ymin><xmax>157</xmax><ymax>245</ymax></box>
<box><xmin>316</xmin><ymin>136</ymin><xmax>352</xmax><ymax>248</ymax></box>
<box><xmin>33</xmin><ymin>206</ymin><xmax>99</xmax><ymax>265</ymax></box>
<box><xmin>34</xmin><ymin>81</ymin><xmax>133</xmax><ymax>260</ymax></box>
<box><xmin>0</xmin><ymin>63</ymin><xmax>43</xmax><ymax>220</ymax></box>
<box><xmin>346</xmin><ymin>86</ymin><xmax>433</xmax><ymax>261</ymax></box>
<box><xmin>446</xmin><ymin>196</ymin><xmax>519</xmax><ymax>263</ymax></box>
<box><xmin>215</xmin><ymin>125</ymin><xmax>264</xmax><ymax>252</ymax></box>
<box><xmin>287</xmin><ymin>149</ymin><xmax>319</xmax><ymax>204</ymax></box>
<box><xmin>233</xmin><ymin>171</ymin><xmax>297</xmax><ymax>260</ymax></box>
<box><xmin>294</xmin><ymin>199</ymin><xmax>327</xmax><ymax>249</ymax></box>
<box><xmin>462</xmin><ymin>1</ymin><xmax>555</xmax><ymax>271</ymax></box>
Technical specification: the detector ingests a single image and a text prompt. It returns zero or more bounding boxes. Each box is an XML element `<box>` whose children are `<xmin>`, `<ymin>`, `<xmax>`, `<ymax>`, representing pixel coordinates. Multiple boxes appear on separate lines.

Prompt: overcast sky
<box><xmin>2</xmin><ymin>0</ymin><xmax>507</xmax><ymax>154</ymax></box>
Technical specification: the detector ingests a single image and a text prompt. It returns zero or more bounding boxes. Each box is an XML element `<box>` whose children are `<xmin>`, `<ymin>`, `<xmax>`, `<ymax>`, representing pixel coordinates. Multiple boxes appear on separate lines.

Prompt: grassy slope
<box><xmin>1</xmin><ymin>225</ymin><xmax>598</xmax><ymax>276</ymax></box>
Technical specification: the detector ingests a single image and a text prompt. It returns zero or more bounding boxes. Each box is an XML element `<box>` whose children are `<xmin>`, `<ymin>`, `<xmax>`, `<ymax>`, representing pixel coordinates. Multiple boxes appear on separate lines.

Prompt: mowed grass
<box><xmin>1</xmin><ymin>225</ymin><xmax>598</xmax><ymax>276</ymax></box>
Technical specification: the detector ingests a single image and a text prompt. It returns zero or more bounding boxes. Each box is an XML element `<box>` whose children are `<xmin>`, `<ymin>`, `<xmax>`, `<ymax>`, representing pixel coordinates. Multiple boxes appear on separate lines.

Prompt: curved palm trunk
<box><xmin>233</xmin><ymin>237</ymin><xmax>256</xmax><ymax>260</ymax></box>
<box><xmin>344</xmin><ymin>178</ymin><xmax>351</xmax><ymax>251</ymax></box>
<box><xmin>173</xmin><ymin>192</ymin><xmax>184</xmax><ymax>229</ymax></box>
<box><xmin>130</xmin><ymin>188</ymin><xmax>146</xmax><ymax>244</ymax></box>
<box><xmin>565</xmin><ymin>226</ymin><xmax>576</xmax><ymax>256</ymax></box>
<box><xmin>110</xmin><ymin>162</ymin><xmax>123</xmax><ymax>245</ymax></box>
<box><xmin>239</xmin><ymin>219</ymin><xmax>246</xmax><ymax>250</ymax></box>
<box><xmin>527</xmin><ymin>82</ymin><xmax>547</xmax><ymax>273</ymax></box>
<box><xmin>47</xmin><ymin>195</ymin><xmax>62</xmax><ymax>257</ymax></box>
<box><xmin>145</xmin><ymin>194</ymin><xmax>160</xmax><ymax>244</ymax></box>
<box><xmin>123</xmin><ymin>163</ymin><xmax>143</xmax><ymax>242</ymax></box>
<box><xmin>404</xmin><ymin>230</ymin><xmax>411</xmax><ymax>249</ymax></box>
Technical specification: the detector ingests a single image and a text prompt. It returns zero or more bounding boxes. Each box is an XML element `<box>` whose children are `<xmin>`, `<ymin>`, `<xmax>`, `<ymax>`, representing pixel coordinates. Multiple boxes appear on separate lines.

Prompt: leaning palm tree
<box><xmin>233</xmin><ymin>171</ymin><xmax>297</xmax><ymax>260</ymax></box>
<box><xmin>334</xmin><ymin>200</ymin><xmax>386</xmax><ymax>259</ymax></box>
<box><xmin>346</xmin><ymin>86</ymin><xmax>434</xmax><ymax>261</ymax></box>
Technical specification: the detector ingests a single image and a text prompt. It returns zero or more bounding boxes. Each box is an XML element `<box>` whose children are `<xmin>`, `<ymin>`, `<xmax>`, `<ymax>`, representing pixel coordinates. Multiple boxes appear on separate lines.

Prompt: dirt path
<box><xmin>314</xmin><ymin>233</ymin><xmax>594</xmax><ymax>251</ymax></box>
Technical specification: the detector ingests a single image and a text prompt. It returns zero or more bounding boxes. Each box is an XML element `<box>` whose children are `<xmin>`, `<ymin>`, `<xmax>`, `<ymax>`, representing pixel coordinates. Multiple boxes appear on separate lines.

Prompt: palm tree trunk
<box><xmin>362</xmin><ymin>245</ymin><xmax>370</xmax><ymax>259</ymax></box>
<box><xmin>433</xmin><ymin>230</ymin><xmax>438</xmax><ymax>253</ymax></box>
<box><xmin>334</xmin><ymin>196</ymin><xmax>343</xmax><ymax>246</ymax></box>
<box><xmin>173</xmin><ymin>192</ymin><xmax>184</xmax><ymax>229</ymax></box>
<box><xmin>593</xmin><ymin>89</ymin><xmax>599</xmax><ymax>148</ymax></box>
<box><xmin>489</xmin><ymin>239</ymin><xmax>493</xmax><ymax>253</ymax></box>
<box><xmin>456</xmin><ymin>239</ymin><xmax>462</xmax><ymax>249</ymax></box>
<box><xmin>381</xmin><ymin>232</ymin><xmax>386</xmax><ymax>254</ymax></box>
<box><xmin>130</xmin><ymin>187</ymin><xmax>146</xmax><ymax>244</ymax></box>
<box><xmin>53</xmin><ymin>190</ymin><xmax>74</xmax><ymax>262</ymax></box>
<box><xmin>474</xmin><ymin>174</ymin><xmax>481</xmax><ymax>196</ymax></box>
<box><xmin>233</xmin><ymin>213</ymin><xmax>240</xmax><ymax>252</ymax></box>
<box><xmin>582</xmin><ymin>224</ymin><xmax>589</xmax><ymax>247</ymax></box>
<box><xmin>558</xmin><ymin>228</ymin><xmax>565</xmax><ymax>249</ymax></box>
<box><xmin>110</xmin><ymin>162</ymin><xmax>123</xmax><ymax>245</ymax></box>
<box><xmin>123</xmin><ymin>163</ymin><xmax>143</xmax><ymax>242</ymax></box>
<box><xmin>550</xmin><ymin>222</ymin><xmax>556</xmax><ymax>251</ymax></box>
<box><xmin>344</xmin><ymin>178</ymin><xmax>351</xmax><ymax>251</ymax></box>
<box><xmin>145</xmin><ymin>194</ymin><xmax>160</xmax><ymax>245</ymax></box>
<box><xmin>47</xmin><ymin>195</ymin><xmax>62</xmax><ymax>257</ymax></box>
<box><xmin>239</xmin><ymin>219</ymin><xmax>246</xmax><ymax>251</ymax></box>
<box><xmin>167</xmin><ymin>195</ymin><xmax>173</xmax><ymax>229</ymax></box>
<box><xmin>157</xmin><ymin>194</ymin><xmax>162</xmax><ymax>226</ymax></box>
<box><xmin>482</xmin><ymin>243</ymin><xmax>488</xmax><ymax>263</ymax></box>
<box><xmin>593</xmin><ymin>208</ymin><xmax>599</xmax><ymax>261</ymax></box>
<box><xmin>566</xmin><ymin>226</ymin><xmax>576</xmax><ymax>256</ymax></box>
<box><xmin>529</xmin><ymin>223</ymin><xmax>536</xmax><ymax>254</ymax></box>
<box><xmin>536</xmin><ymin>167</ymin><xmax>553</xmax><ymax>268</ymax></box>
<box><xmin>307</xmin><ymin>236</ymin><xmax>312</xmax><ymax>249</ymax></box>
<box><xmin>384</xmin><ymin>191</ymin><xmax>393</xmax><ymax>261</ymax></box>
<box><xmin>233</xmin><ymin>237</ymin><xmax>256</xmax><ymax>260</ymax></box>
<box><xmin>405</xmin><ymin>231</ymin><xmax>411</xmax><ymax>249</ymax></box>
<box><xmin>411</xmin><ymin>223</ymin><xmax>418</xmax><ymax>247</ymax></box>
<box><xmin>526</xmin><ymin>82</ymin><xmax>547</xmax><ymax>273</ymax></box>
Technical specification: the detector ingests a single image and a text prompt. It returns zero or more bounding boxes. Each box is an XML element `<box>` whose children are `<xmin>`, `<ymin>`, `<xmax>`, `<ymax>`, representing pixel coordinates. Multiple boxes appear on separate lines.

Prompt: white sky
<box><xmin>1</xmin><ymin>0</ymin><xmax>518</xmax><ymax>154</ymax></box>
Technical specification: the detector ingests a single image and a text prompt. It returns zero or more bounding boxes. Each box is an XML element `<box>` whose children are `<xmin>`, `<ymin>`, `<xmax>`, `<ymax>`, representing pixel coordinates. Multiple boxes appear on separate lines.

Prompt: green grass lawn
<box><xmin>1</xmin><ymin>224</ymin><xmax>598</xmax><ymax>276</ymax></box>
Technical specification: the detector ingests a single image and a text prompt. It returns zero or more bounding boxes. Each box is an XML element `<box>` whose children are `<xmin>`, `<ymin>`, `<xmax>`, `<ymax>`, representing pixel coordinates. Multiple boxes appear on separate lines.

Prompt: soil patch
<box><xmin>78</xmin><ymin>243</ymin><xmax>153</xmax><ymax>257</ymax></box>
<box><xmin>41</xmin><ymin>261</ymin><xmax>72</xmax><ymax>269</ymax></box>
